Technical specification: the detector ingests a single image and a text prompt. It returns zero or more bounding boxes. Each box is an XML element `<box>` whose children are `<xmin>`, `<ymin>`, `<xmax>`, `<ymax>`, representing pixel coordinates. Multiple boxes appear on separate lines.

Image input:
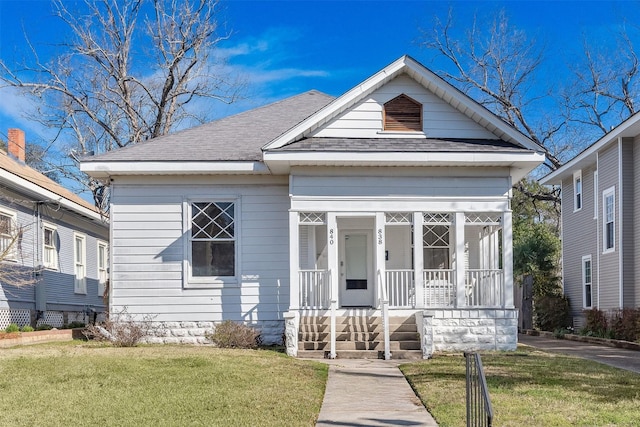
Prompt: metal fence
<box><xmin>465</xmin><ymin>352</ymin><xmax>493</xmax><ymax>427</ymax></box>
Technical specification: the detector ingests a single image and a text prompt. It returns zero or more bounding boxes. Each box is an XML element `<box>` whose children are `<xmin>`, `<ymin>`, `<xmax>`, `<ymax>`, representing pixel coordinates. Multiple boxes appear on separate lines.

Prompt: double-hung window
<box><xmin>74</xmin><ymin>233</ymin><xmax>87</xmax><ymax>294</ymax></box>
<box><xmin>188</xmin><ymin>201</ymin><xmax>237</xmax><ymax>284</ymax></box>
<box><xmin>0</xmin><ymin>209</ymin><xmax>17</xmax><ymax>261</ymax></box>
<box><xmin>582</xmin><ymin>255</ymin><xmax>592</xmax><ymax>309</ymax></box>
<box><xmin>97</xmin><ymin>241</ymin><xmax>108</xmax><ymax>296</ymax></box>
<box><xmin>573</xmin><ymin>170</ymin><xmax>582</xmax><ymax>212</ymax></box>
<box><xmin>603</xmin><ymin>187</ymin><xmax>615</xmax><ymax>253</ymax></box>
<box><xmin>43</xmin><ymin>224</ymin><xmax>58</xmax><ymax>269</ymax></box>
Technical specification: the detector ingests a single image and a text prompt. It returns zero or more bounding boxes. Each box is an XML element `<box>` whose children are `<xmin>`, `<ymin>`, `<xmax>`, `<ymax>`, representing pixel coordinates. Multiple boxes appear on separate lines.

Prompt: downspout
<box><xmin>617</xmin><ymin>137</ymin><xmax>624</xmax><ymax>309</ymax></box>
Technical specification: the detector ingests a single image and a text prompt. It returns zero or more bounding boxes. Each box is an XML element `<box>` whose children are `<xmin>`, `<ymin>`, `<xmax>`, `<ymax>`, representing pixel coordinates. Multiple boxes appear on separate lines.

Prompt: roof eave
<box><xmin>80</xmin><ymin>161</ymin><xmax>271</xmax><ymax>178</ymax></box>
<box><xmin>263</xmin><ymin>150</ymin><xmax>544</xmax><ymax>180</ymax></box>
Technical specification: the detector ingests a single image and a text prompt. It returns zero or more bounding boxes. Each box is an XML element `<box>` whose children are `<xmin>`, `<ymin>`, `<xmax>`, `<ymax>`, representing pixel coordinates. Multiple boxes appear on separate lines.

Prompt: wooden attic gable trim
<box><xmin>383</xmin><ymin>94</ymin><xmax>422</xmax><ymax>131</ymax></box>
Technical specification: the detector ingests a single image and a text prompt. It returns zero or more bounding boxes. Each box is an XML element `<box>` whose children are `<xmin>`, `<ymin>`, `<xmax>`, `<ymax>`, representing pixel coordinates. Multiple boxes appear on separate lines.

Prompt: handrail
<box><xmin>465</xmin><ymin>352</ymin><xmax>494</xmax><ymax>427</ymax></box>
<box><xmin>377</xmin><ymin>269</ymin><xmax>391</xmax><ymax>360</ymax></box>
<box><xmin>328</xmin><ymin>269</ymin><xmax>337</xmax><ymax>359</ymax></box>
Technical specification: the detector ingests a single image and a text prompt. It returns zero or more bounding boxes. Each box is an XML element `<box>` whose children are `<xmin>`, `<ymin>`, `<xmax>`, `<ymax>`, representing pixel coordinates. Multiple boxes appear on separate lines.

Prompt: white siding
<box><xmin>110</xmin><ymin>180</ymin><xmax>290</xmax><ymax>326</ymax></box>
<box><xmin>313</xmin><ymin>75</ymin><xmax>497</xmax><ymax>139</ymax></box>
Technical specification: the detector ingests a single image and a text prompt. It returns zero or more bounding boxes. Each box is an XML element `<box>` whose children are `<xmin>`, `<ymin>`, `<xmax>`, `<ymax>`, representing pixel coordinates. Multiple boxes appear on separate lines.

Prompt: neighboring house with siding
<box><xmin>541</xmin><ymin>113</ymin><xmax>640</xmax><ymax>327</ymax></box>
<box><xmin>81</xmin><ymin>56</ymin><xmax>545</xmax><ymax>358</ymax></box>
<box><xmin>0</xmin><ymin>128</ymin><xmax>108</xmax><ymax>329</ymax></box>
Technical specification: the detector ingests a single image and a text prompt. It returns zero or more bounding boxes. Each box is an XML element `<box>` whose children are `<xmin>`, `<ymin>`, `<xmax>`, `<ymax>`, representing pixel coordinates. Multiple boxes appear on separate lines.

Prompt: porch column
<box><xmin>455</xmin><ymin>212</ymin><xmax>466</xmax><ymax>308</ymax></box>
<box><xmin>326</xmin><ymin>213</ymin><xmax>339</xmax><ymax>304</ymax></box>
<box><xmin>375</xmin><ymin>212</ymin><xmax>386</xmax><ymax>307</ymax></box>
<box><xmin>289</xmin><ymin>211</ymin><xmax>300</xmax><ymax>310</ymax></box>
<box><xmin>502</xmin><ymin>210</ymin><xmax>514</xmax><ymax>308</ymax></box>
<box><xmin>413</xmin><ymin>212</ymin><xmax>424</xmax><ymax>308</ymax></box>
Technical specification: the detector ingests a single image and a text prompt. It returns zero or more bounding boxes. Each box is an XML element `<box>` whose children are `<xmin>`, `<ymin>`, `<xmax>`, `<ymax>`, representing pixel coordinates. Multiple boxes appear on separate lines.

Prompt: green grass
<box><xmin>401</xmin><ymin>346</ymin><xmax>640</xmax><ymax>427</ymax></box>
<box><xmin>0</xmin><ymin>342</ymin><xmax>327</xmax><ymax>426</ymax></box>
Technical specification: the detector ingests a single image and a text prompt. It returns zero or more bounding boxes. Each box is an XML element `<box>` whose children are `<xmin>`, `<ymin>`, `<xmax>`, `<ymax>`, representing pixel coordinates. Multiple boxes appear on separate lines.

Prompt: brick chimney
<box><xmin>7</xmin><ymin>128</ymin><xmax>26</xmax><ymax>162</ymax></box>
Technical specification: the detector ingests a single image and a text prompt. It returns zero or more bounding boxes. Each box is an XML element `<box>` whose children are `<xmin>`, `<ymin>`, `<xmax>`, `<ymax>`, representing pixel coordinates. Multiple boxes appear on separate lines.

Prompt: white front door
<box><xmin>339</xmin><ymin>230</ymin><xmax>374</xmax><ymax>307</ymax></box>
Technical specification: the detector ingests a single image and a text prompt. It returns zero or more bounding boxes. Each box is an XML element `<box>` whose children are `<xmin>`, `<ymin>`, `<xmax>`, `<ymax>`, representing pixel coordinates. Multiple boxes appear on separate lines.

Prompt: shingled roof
<box><xmin>275</xmin><ymin>137</ymin><xmax>528</xmax><ymax>153</ymax></box>
<box><xmin>83</xmin><ymin>90</ymin><xmax>335</xmax><ymax>163</ymax></box>
<box><xmin>0</xmin><ymin>151</ymin><xmax>99</xmax><ymax>215</ymax></box>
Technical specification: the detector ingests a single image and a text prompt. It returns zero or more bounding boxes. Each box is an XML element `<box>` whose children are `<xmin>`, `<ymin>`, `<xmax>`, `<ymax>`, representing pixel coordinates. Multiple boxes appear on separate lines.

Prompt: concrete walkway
<box><xmin>518</xmin><ymin>334</ymin><xmax>640</xmax><ymax>374</ymax></box>
<box><xmin>315</xmin><ymin>358</ymin><xmax>438</xmax><ymax>427</ymax></box>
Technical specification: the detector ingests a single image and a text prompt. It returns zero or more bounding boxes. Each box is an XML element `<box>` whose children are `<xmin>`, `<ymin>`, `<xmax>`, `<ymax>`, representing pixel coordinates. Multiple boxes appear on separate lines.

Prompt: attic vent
<box><xmin>383</xmin><ymin>94</ymin><xmax>422</xmax><ymax>131</ymax></box>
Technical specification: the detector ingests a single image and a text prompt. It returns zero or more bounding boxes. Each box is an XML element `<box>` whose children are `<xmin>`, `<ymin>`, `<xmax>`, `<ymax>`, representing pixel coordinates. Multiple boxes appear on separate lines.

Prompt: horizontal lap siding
<box><xmin>635</xmin><ymin>136</ymin><xmax>640</xmax><ymax>307</ymax></box>
<box><xmin>561</xmin><ymin>164</ymin><xmax>598</xmax><ymax>316</ymax></box>
<box><xmin>621</xmin><ymin>139</ymin><xmax>635</xmax><ymax>308</ymax></box>
<box><xmin>292</xmin><ymin>175</ymin><xmax>510</xmax><ymax>199</ymax></box>
<box><xmin>314</xmin><ymin>75</ymin><xmax>497</xmax><ymax>139</ymax></box>
<box><xmin>110</xmin><ymin>181</ymin><xmax>290</xmax><ymax>322</ymax></box>
<box><xmin>598</xmin><ymin>145</ymin><xmax>620</xmax><ymax>310</ymax></box>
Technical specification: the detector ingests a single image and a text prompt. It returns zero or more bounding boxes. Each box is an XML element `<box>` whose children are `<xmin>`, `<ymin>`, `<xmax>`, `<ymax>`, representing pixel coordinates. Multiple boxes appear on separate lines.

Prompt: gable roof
<box><xmin>263</xmin><ymin>55</ymin><xmax>546</xmax><ymax>154</ymax></box>
<box><xmin>83</xmin><ymin>90</ymin><xmax>334</xmax><ymax>164</ymax></box>
<box><xmin>0</xmin><ymin>151</ymin><xmax>102</xmax><ymax>221</ymax></box>
<box><xmin>541</xmin><ymin>110</ymin><xmax>640</xmax><ymax>185</ymax></box>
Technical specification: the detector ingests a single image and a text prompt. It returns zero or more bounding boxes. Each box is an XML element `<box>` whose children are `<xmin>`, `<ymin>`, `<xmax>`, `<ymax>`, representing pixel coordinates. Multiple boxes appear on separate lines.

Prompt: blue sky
<box><xmin>0</xmin><ymin>0</ymin><xmax>638</xmax><ymax>149</ymax></box>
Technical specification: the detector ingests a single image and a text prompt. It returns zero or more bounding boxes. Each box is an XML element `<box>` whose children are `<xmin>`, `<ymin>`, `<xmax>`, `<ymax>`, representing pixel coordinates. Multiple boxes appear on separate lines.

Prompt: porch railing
<box><xmin>423</xmin><ymin>269</ymin><xmax>455</xmax><ymax>307</ymax></box>
<box><xmin>385</xmin><ymin>269</ymin><xmax>414</xmax><ymax>308</ymax></box>
<box><xmin>299</xmin><ymin>269</ymin><xmax>330</xmax><ymax>309</ymax></box>
<box><xmin>465</xmin><ymin>269</ymin><xmax>504</xmax><ymax>307</ymax></box>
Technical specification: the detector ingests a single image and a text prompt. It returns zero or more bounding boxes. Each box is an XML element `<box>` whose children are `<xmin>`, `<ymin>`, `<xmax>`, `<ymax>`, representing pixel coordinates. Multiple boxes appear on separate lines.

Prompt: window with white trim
<box><xmin>97</xmin><ymin>241</ymin><xmax>108</xmax><ymax>297</ymax></box>
<box><xmin>603</xmin><ymin>187</ymin><xmax>615</xmax><ymax>252</ymax></box>
<box><xmin>189</xmin><ymin>201</ymin><xmax>236</xmax><ymax>280</ymax></box>
<box><xmin>73</xmin><ymin>233</ymin><xmax>87</xmax><ymax>294</ymax></box>
<box><xmin>573</xmin><ymin>170</ymin><xmax>582</xmax><ymax>211</ymax></box>
<box><xmin>0</xmin><ymin>209</ymin><xmax>17</xmax><ymax>261</ymax></box>
<box><xmin>43</xmin><ymin>224</ymin><xmax>58</xmax><ymax>269</ymax></box>
<box><xmin>593</xmin><ymin>171</ymin><xmax>598</xmax><ymax>219</ymax></box>
<box><xmin>582</xmin><ymin>255</ymin><xmax>593</xmax><ymax>308</ymax></box>
<box><xmin>423</xmin><ymin>224</ymin><xmax>450</xmax><ymax>269</ymax></box>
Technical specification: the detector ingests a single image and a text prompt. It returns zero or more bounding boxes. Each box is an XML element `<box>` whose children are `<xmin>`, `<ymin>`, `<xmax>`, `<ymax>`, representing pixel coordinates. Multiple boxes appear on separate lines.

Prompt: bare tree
<box><xmin>0</xmin><ymin>0</ymin><xmax>243</xmax><ymax>213</ymax></box>
<box><xmin>420</xmin><ymin>8</ymin><xmax>564</xmax><ymax>170</ymax></box>
<box><xmin>0</xmin><ymin>216</ymin><xmax>39</xmax><ymax>288</ymax></box>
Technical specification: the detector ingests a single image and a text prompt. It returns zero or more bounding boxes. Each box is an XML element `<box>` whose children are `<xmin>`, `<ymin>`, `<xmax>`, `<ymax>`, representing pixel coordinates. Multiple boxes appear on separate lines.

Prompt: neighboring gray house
<box><xmin>81</xmin><ymin>56</ymin><xmax>545</xmax><ymax>358</ymax></box>
<box><xmin>0</xmin><ymin>128</ymin><xmax>109</xmax><ymax>329</ymax></box>
<box><xmin>541</xmin><ymin>113</ymin><xmax>640</xmax><ymax>326</ymax></box>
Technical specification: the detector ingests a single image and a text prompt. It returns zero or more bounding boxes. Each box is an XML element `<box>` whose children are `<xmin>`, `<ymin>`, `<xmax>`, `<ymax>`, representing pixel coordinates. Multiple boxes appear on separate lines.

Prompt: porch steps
<box><xmin>297</xmin><ymin>315</ymin><xmax>422</xmax><ymax>360</ymax></box>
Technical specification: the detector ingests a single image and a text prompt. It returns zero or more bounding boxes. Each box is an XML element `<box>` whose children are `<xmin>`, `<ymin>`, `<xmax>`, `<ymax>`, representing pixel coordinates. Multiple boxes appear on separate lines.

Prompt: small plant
<box><xmin>206</xmin><ymin>320</ymin><xmax>261</xmax><ymax>349</ymax></box>
<box><xmin>35</xmin><ymin>324</ymin><xmax>53</xmax><ymax>331</ymax></box>
<box><xmin>20</xmin><ymin>325</ymin><xmax>34</xmax><ymax>332</ymax></box>
<box><xmin>84</xmin><ymin>307</ymin><xmax>160</xmax><ymax>347</ymax></box>
<box><xmin>552</xmin><ymin>327</ymin><xmax>570</xmax><ymax>339</ymax></box>
<box><xmin>5</xmin><ymin>323</ymin><xmax>20</xmax><ymax>333</ymax></box>
<box><xmin>65</xmin><ymin>321</ymin><xmax>86</xmax><ymax>329</ymax></box>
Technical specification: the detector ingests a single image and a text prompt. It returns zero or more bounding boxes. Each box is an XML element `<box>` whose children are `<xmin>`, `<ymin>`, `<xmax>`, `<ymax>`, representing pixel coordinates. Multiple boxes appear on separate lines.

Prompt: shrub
<box><xmin>65</xmin><ymin>321</ymin><xmax>86</xmax><ymax>329</ymax></box>
<box><xmin>534</xmin><ymin>294</ymin><xmax>571</xmax><ymax>331</ymax></box>
<box><xmin>84</xmin><ymin>307</ymin><xmax>160</xmax><ymax>347</ymax></box>
<box><xmin>206</xmin><ymin>320</ymin><xmax>261</xmax><ymax>349</ymax></box>
<box><xmin>5</xmin><ymin>323</ymin><xmax>20</xmax><ymax>333</ymax></box>
<box><xmin>610</xmin><ymin>309</ymin><xmax>640</xmax><ymax>342</ymax></box>
<box><xmin>35</xmin><ymin>324</ymin><xmax>53</xmax><ymax>331</ymax></box>
<box><xmin>20</xmin><ymin>325</ymin><xmax>34</xmax><ymax>332</ymax></box>
<box><xmin>583</xmin><ymin>308</ymin><xmax>608</xmax><ymax>337</ymax></box>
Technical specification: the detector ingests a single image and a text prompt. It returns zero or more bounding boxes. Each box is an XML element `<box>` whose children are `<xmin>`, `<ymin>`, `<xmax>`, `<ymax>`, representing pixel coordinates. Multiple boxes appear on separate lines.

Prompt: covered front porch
<box><xmin>285</xmin><ymin>208</ymin><xmax>516</xmax><ymax>359</ymax></box>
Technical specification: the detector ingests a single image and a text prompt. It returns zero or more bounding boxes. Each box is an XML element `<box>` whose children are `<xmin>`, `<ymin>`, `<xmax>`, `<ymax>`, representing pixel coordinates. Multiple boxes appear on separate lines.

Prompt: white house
<box><xmin>1</xmin><ymin>129</ymin><xmax>109</xmax><ymax>329</ymax></box>
<box><xmin>81</xmin><ymin>56</ymin><xmax>545</xmax><ymax>358</ymax></box>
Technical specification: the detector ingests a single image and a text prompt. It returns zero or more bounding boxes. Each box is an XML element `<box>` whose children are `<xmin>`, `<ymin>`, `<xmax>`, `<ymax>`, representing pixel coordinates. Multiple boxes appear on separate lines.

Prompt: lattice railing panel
<box><xmin>465</xmin><ymin>213</ymin><xmax>501</xmax><ymax>225</ymax></box>
<box><xmin>37</xmin><ymin>311</ymin><xmax>63</xmax><ymax>328</ymax></box>
<box><xmin>423</xmin><ymin>212</ymin><xmax>452</xmax><ymax>224</ymax></box>
<box><xmin>0</xmin><ymin>309</ymin><xmax>31</xmax><ymax>329</ymax></box>
<box><xmin>299</xmin><ymin>212</ymin><xmax>325</xmax><ymax>224</ymax></box>
<box><xmin>385</xmin><ymin>212</ymin><xmax>412</xmax><ymax>224</ymax></box>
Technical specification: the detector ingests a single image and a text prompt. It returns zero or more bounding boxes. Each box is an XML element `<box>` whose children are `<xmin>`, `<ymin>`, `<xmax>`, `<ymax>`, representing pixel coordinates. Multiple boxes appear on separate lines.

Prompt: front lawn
<box><xmin>0</xmin><ymin>342</ymin><xmax>327</xmax><ymax>426</ymax></box>
<box><xmin>401</xmin><ymin>346</ymin><xmax>640</xmax><ymax>427</ymax></box>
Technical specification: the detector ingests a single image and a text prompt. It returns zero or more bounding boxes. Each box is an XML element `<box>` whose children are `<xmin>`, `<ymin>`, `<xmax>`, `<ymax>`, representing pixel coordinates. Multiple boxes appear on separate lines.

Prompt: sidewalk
<box><xmin>314</xmin><ymin>358</ymin><xmax>438</xmax><ymax>427</ymax></box>
<box><xmin>518</xmin><ymin>333</ymin><xmax>640</xmax><ymax>374</ymax></box>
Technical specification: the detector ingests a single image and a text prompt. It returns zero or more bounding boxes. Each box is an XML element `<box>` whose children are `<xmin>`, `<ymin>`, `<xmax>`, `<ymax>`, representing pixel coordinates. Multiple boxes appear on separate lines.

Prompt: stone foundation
<box><xmin>143</xmin><ymin>320</ymin><xmax>285</xmax><ymax>345</ymax></box>
<box><xmin>421</xmin><ymin>309</ymin><xmax>518</xmax><ymax>356</ymax></box>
